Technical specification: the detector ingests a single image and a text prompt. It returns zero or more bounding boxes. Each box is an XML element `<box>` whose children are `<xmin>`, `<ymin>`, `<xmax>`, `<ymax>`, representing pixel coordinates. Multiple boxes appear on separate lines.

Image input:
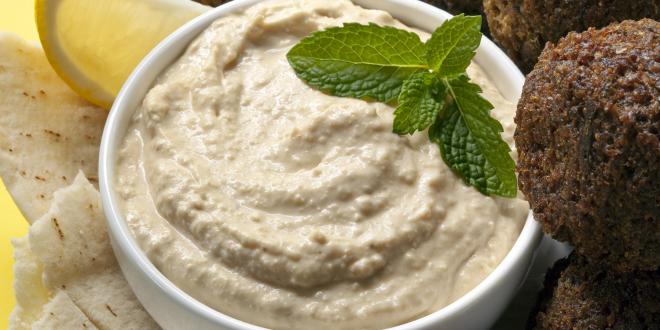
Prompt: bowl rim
<box><xmin>99</xmin><ymin>0</ymin><xmax>542</xmax><ymax>329</ymax></box>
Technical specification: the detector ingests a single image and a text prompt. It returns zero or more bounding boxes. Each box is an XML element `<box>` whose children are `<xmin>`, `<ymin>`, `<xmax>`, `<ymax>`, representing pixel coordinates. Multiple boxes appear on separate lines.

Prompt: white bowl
<box><xmin>99</xmin><ymin>0</ymin><xmax>543</xmax><ymax>329</ymax></box>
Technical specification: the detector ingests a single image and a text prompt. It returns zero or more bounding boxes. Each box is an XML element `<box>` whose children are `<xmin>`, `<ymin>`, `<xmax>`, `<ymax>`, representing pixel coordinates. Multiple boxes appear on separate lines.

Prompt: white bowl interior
<box><xmin>99</xmin><ymin>1</ymin><xmax>541</xmax><ymax>329</ymax></box>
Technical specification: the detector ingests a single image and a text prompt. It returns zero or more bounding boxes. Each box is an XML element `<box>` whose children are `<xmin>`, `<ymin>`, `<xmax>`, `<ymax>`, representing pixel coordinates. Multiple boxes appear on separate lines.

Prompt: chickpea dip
<box><xmin>115</xmin><ymin>0</ymin><xmax>529</xmax><ymax>328</ymax></box>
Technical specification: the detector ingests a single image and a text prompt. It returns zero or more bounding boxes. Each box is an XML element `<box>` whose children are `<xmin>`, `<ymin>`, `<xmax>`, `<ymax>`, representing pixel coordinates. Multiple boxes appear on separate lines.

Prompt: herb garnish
<box><xmin>287</xmin><ymin>15</ymin><xmax>516</xmax><ymax>197</ymax></box>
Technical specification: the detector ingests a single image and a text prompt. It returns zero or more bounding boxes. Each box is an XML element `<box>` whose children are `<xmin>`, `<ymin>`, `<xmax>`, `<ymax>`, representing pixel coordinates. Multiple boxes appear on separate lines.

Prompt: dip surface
<box><xmin>115</xmin><ymin>0</ymin><xmax>529</xmax><ymax>328</ymax></box>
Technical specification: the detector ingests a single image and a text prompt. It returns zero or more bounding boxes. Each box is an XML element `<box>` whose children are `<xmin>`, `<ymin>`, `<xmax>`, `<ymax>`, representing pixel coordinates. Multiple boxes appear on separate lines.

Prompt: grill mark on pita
<box><xmin>67</xmin><ymin>297</ymin><xmax>103</xmax><ymax>329</ymax></box>
<box><xmin>43</xmin><ymin>129</ymin><xmax>62</xmax><ymax>139</ymax></box>
<box><xmin>35</xmin><ymin>175</ymin><xmax>46</xmax><ymax>181</ymax></box>
<box><xmin>52</xmin><ymin>217</ymin><xmax>64</xmax><ymax>240</ymax></box>
<box><xmin>105</xmin><ymin>304</ymin><xmax>118</xmax><ymax>317</ymax></box>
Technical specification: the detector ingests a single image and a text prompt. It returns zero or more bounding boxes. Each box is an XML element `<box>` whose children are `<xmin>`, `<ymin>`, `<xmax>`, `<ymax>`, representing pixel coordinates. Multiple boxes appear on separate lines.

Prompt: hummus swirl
<box><xmin>116</xmin><ymin>0</ymin><xmax>529</xmax><ymax>329</ymax></box>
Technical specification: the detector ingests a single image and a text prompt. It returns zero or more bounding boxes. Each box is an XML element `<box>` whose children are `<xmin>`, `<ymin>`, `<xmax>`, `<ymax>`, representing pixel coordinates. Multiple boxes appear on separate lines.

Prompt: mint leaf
<box><xmin>287</xmin><ymin>23</ymin><xmax>427</xmax><ymax>103</ymax></box>
<box><xmin>393</xmin><ymin>72</ymin><xmax>446</xmax><ymax>135</ymax></box>
<box><xmin>429</xmin><ymin>75</ymin><xmax>517</xmax><ymax>197</ymax></box>
<box><xmin>426</xmin><ymin>15</ymin><xmax>482</xmax><ymax>77</ymax></box>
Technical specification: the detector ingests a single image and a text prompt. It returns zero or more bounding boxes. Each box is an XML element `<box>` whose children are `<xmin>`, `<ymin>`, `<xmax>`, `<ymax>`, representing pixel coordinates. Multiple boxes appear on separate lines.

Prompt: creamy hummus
<box><xmin>115</xmin><ymin>0</ymin><xmax>529</xmax><ymax>328</ymax></box>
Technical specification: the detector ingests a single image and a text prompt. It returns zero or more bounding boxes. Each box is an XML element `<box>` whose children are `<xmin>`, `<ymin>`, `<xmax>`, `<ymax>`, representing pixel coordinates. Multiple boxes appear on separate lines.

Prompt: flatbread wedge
<box><xmin>11</xmin><ymin>241</ymin><xmax>98</xmax><ymax>330</ymax></box>
<box><xmin>0</xmin><ymin>32</ymin><xmax>106</xmax><ymax>223</ymax></box>
<box><xmin>9</xmin><ymin>172</ymin><xmax>159</xmax><ymax>330</ymax></box>
<box><xmin>2</xmin><ymin>32</ymin><xmax>158</xmax><ymax>329</ymax></box>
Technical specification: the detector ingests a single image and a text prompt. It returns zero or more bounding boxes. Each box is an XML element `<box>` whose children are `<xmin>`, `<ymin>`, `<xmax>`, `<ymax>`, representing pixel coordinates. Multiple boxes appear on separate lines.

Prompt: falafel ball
<box><xmin>515</xmin><ymin>19</ymin><xmax>660</xmax><ymax>272</ymax></box>
<box><xmin>528</xmin><ymin>253</ymin><xmax>660</xmax><ymax>329</ymax></box>
<box><xmin>484</xmin><ymin>0</ymin><xmax>659</xmax><ymax>72</ymax></box>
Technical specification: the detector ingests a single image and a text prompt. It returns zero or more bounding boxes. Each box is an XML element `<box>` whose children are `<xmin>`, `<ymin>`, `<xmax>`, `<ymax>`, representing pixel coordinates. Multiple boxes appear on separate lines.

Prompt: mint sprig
<box><xmin>287</xmin><ymin>15</ymin><xmax>517</xmax><ymax>198</ymax></box>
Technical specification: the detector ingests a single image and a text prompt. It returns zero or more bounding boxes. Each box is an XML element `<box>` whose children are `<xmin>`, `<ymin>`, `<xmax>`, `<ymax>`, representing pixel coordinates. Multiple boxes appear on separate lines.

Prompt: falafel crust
<box><xmin>515</xmin><ymin>19</ymin><xmax>660</xmax><ymax>272</ymax></box>
<box><xmin>528</xmin><ymin>253</ymin><xmax>660</xmax><ymax>329</ymax></box>
<box><xmin>484</xmin><ymin>0</ymin><xmax>659</xmax><ymax>72</ymax></box>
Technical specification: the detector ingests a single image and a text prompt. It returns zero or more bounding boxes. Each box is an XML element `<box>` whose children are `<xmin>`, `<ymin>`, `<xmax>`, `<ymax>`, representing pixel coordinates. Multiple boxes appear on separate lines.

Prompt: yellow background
<box><xmin>0</xmin><ymin>1</ymin><xmax>38</xmax><ymax>328</ymax></box>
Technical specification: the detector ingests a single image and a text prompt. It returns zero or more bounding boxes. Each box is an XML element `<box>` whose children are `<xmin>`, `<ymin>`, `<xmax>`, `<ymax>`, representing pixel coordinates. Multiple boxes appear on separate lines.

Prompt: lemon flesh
<box><xmin>36</xmin><ymin>0</ymin><xmax>209</xmax><ymax>108</ymax></box>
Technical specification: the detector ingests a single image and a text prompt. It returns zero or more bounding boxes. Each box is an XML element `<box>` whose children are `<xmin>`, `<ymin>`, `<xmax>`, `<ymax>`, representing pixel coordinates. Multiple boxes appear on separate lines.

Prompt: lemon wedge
<box><xmin>36</xmin><ymin>0</ymin><xmax>210</xmax><ymax>108</ymax></box>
